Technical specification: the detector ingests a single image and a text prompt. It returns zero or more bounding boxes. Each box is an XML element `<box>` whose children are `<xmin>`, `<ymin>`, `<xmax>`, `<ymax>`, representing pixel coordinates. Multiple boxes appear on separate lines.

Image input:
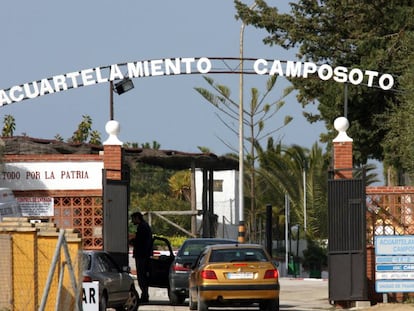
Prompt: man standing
<box><xmin>131</xmin><ymin>211</ymin><xmax>153</xmax><ymax>303</ymax></box>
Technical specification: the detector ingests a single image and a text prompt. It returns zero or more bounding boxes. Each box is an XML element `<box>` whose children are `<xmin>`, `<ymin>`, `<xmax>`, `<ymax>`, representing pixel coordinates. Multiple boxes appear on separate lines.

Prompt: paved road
<box><xmin>135</xmin><ymin>278</ymin><xmax>332</xmax><ymax>311</ymax></box>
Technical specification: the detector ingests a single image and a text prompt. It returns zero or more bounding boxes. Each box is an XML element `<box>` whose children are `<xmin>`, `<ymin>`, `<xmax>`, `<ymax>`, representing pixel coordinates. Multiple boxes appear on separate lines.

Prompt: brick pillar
<box><xmin>103</xmin><ymin>120</ymin><xmax>123</xmax><ymax>180</ymax></box>
<box><xmin>333</xmin><ymin>117</ymin><xmax>353</xmax><ymax>179</ymax></box>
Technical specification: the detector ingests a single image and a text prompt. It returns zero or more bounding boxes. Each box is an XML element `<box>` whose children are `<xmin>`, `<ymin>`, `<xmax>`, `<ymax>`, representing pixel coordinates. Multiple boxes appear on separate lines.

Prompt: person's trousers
<box><xmin>135</xmin><ymin>257</ymin><xmax>150</xmax><ymax>299</ymax></box>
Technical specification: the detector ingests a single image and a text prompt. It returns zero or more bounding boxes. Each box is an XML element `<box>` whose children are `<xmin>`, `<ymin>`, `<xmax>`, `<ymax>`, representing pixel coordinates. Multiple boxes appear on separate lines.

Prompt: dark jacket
<box><xmin>133</xmin><ymin>220</ymin><xmax>153</xmax><ymax>259</ymax></box>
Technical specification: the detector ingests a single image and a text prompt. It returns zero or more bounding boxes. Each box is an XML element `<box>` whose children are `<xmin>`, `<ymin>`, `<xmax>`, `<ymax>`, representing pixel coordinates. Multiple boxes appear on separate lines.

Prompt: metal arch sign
<box><xmin>0</xmin><ymin>56</ymin><xmax>395</xmax><ymax>107</ymax></box>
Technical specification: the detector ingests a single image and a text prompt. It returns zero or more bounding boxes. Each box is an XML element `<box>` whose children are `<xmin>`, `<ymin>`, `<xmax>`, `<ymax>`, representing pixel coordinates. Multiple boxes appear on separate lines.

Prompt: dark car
<box><xmin>168</xmin><ymin>238</ymin><xmax>237</xmax><ymax>305</ymax></box>
<box><xmin>82</xmin><ymin>250</ymin><xmax>139</xmax><ymax>311</ymax></box>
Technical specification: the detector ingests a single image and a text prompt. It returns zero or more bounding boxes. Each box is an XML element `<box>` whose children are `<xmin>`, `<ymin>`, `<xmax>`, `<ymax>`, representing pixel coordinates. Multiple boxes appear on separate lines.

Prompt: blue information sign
<box><xmin>375</xmin><ymin>235</ymin><xmax>414</xmax><ymax>293</ymax></box>
<box><xmin>376</xmin><ymin>264</ymin><xmax>414</xmax><ymax>271</ymax></box>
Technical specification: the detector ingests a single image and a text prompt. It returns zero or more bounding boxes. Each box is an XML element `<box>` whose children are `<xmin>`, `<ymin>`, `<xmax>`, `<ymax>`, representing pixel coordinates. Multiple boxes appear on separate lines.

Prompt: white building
<box><xmin>195</xmin><ymin>169</ymin><xmax>239</xmax><ymax>239</ymax></box>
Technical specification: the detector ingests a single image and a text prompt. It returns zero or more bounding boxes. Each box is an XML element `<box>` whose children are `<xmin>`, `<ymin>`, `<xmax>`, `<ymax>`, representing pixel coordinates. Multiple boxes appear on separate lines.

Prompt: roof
<box><xmin>1</xmin><ymin>136</ymin><xmax>239</xmax><ymax>171</ymax></box>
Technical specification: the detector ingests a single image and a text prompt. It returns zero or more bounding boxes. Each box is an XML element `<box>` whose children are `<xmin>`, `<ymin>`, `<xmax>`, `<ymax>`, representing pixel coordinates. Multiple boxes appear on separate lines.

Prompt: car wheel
<box><xmin>197</xmin><ymin>290</ymin><xmax>208</xmax><ymax>311</ymax></box>
<box><xmin>168</xmin><ymin>289</ymin><xmax>185</xmax><ymax>305</ymax></box>
<box><xmin>259</xmin><ymin>298</ymin><xmax>280</xmax><ymax>311</ymax></box>
<box><xmin>99</xmin><ymin>293</ymin><xmax>107</xmax><ymax>311</ymax></box>
<box><xmin>189</xmin><ymin>289</ymin><xmax>197</xmax><ymax>310</ymax></box>
<box><xmin>123</xmin><ymin>287</ymin><xmax>139</xmax><ymax>311</ymax></box>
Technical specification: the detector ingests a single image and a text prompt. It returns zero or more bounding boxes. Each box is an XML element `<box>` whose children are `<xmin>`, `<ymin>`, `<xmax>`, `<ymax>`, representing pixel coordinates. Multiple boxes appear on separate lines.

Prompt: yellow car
<box><xmin>189</xmin><ymin>243</ymin><xmax>280</xmax><ymax>311</ymax></box>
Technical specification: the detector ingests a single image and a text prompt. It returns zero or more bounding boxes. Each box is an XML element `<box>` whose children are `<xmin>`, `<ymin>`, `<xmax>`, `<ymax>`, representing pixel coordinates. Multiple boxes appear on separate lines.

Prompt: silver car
<box><xmin>82</xmin><ymin>250</ymin><xmax>139</xmax><ymax>311</ymax></box>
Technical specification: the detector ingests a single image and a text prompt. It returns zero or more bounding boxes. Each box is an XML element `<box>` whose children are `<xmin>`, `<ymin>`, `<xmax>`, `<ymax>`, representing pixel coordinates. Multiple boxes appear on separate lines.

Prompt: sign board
<box><xmin>375</xmin><ymin>235</ymin><xmax>414</xmax><ymax>292</ymax></box>
<box><xmin>1</xmin><ymin>162</ymin><xmax>103</xmax><ymax>190</ymax></box>
<box><xmin>0</xmin><ymin>57</ymin><xmax>395</xmax><ymax>107</ymax></box>
<box><xmin>376</xmin><ymin>280</ymin><xmax>414</xmax><ymax>293</ymax></box>
<box><xmin>17</xmin><ymin>197</ymin><xmax>54</xmax><ymax>216</ymax></box>
<box><xmin>82</xmin><ymin>281</ymin><xmax>99</xmax><ymax>311</ymax></box>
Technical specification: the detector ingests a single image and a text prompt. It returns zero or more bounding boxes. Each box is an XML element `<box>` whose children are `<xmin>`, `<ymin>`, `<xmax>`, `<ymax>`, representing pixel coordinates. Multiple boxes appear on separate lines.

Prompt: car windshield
<box><xmin>209</xmin><ymin>248</ymin><xmax>267</xmax><ymax>262</ymax></box>
<box><xmin>178</xmin><ymin>240</ymin><xmax>233</xmax><ymax>257</ymax></box>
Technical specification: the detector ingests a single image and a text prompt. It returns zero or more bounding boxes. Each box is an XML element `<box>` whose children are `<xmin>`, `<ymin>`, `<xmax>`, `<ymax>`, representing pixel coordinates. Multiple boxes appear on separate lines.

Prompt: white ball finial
<box><xmin>103</xmin><ymin>120</ymin><xmax>123</xmax><ymax>145</ymax></box>
<box><xmin>334</xmin><ymin>117</ymin><xmax>349</xmax><ymax>132</ymax></box>
<box><xmin>333</xmin><ymin>117</ymin><xmax>353</xmax><ymax>142</ymax></box>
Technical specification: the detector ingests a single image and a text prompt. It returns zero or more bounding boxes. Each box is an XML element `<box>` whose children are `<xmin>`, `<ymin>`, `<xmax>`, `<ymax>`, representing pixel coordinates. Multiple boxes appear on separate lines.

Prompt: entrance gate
<box><xmin>328</xmin><ymin>170</ymin><xmax>367</xmax><ymax>302</ymax></box>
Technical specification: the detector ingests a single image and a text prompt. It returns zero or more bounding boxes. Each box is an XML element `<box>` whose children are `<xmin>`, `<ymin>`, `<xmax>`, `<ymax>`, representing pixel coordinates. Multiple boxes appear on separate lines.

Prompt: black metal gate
<box><xmin>103</xmin><ymin>168</ymin><xmax>130</xmax><ymax>268</ymax></box>
<box><xmin>328</xmin><ymin>172</ymin><xmax>367</xmax><ymax>302</ymax></box>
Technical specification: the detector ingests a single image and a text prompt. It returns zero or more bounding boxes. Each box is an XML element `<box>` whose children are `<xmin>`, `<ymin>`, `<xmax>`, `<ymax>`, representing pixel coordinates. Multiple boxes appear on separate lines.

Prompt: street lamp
<box><xmin>238</xmin><ymin>1</ymin><xmax>257</xmax><ymax>243</ymax></box>
<box><xmin>291</xmin><ymin>224</ymin><xmax>300</xmax><ymax>277</ymax></box>
<box><xmin>303</xmin><ymin>160</ymin><xmax>307</xmax><ymax>233</ymax></box>
<box><xmin>109</xmin><ymin>78</ymin><xmax>134</xmax><ymax>120</ymax></box>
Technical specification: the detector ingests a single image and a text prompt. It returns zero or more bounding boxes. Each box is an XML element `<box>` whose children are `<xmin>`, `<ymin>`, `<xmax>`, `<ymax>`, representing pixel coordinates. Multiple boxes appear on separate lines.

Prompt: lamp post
<box><xmin>285</xmin><ymin>194</ymin><xmax>290</xmax><ymax>273</ymax></box>
<box><xmin>291</xmin><ymin>224</ymin><xmax>300</xmax><ymax>277</ymax></box>
<box><xmin>110</xmin><ymin>81</ymin><xmax>114</xmax><ymax>120</ymax></box>
<box><xmin>238</xmin><ymin>1</ymin><xmax>257</xmax><ymax>244</ymax></box>
<box><xmin>109</xmin><ymin>78</ymin><xmax>135</xmax><ymax>120</ymax></box>
<box><xmin>303</xmin><ymin>160</ymin><xmax>307</xmax><ymax>233</ymax></box>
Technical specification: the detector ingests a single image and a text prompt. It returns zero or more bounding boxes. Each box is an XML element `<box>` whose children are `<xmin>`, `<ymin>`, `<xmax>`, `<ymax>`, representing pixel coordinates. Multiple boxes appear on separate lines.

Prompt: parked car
<box><xmin>188</xmin><ymin>243</ymin><xmax>280</xmax><ymax>311</ymax></box>
<box><xmin>82</xmin><ymin>250</ymin><xmax>139</xmax><ymax>311</ymax></box>
<box><xmin>168</xmin><ymin>238</ymin><xmax>236</xmax><ymax>305</ymax></box>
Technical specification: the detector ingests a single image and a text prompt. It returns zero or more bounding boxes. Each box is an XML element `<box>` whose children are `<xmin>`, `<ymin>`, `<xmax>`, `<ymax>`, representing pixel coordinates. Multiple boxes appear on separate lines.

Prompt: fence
<box><xmin>0</xmin><ymin>218</ymin><xmax>82</xmax><ymax>311</ymax></box>
<box><xmin>366</xmin><ymin>186</ymin><xmax>414</xmax><ymax>303</ymax></box>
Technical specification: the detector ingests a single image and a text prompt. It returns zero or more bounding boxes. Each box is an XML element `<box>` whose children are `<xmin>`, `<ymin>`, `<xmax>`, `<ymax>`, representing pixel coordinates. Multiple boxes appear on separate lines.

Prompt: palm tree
<box><xmin>256</xmin><ymin>141</ymin><xmax>329</xmax><ymax>240</ymax></box>
<box><xmin>2</xmin><ymin>114</ymin><xmax>16</xmax><ymax>137</ymax></box>
<box><xmin>89</xmin><ymin>130</ymin><xmax>101</xmax><ymax>145</ymax></box>
<box><xmin>169</xmin><ymin>170</ymin><xmax>191</xmax><ymax>202</ymax></box>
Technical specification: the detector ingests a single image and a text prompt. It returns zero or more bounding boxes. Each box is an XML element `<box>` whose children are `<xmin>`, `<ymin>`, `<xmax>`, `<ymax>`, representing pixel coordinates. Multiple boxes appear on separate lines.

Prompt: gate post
<box><xmin>103</xmin><ymin>120</ymin><xmax>129</xmax><ymax>268</ymax></box>
<box><xmin>329</xmin><ymin>117</ymin><xmax>369</xmax><ymax>308</ymax></box>
<box><xmin>333</xmin><ymin>116</ymin><xmax>353</xmax><ymax>178</ymax></box>
<box><xmin>103</xmin><ymin>120</ymin><xmax>124</xmax><ymax>181</ymax></box>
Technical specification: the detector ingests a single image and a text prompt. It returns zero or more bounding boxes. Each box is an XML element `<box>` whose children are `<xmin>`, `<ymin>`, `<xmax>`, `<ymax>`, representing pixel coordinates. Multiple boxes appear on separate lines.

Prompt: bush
<box><xmin>302</xmin><ymin>239</ymin><xmax>327</xmax><ymax>274</ymax></box>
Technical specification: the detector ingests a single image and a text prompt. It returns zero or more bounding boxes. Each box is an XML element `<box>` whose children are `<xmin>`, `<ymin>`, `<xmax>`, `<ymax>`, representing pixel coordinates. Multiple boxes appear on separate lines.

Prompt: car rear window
<box><xmin>180</xmin><ymin>243</ymin><xmax>210</xmax><ymax>256</ymax></box>
<box><xmin>209</xmin><ymin>249</ymin><xmax>267</xmax><ymax>262</ymax></box>
<box><xmin>179</xmin><ymin>240</ymin><xmax>235</xmax><ymax>256</ymax></box>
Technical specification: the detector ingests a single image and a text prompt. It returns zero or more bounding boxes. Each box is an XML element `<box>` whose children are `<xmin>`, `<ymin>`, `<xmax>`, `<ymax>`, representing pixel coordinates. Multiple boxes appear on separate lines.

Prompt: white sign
<box><xmin>17</xmin><ymin>197</ymin><xmax>54</xmax><ymax>216</ymax></box>
<box><xmin>376</xmin><ymin>271</ymin><xmax>414</xmax><ymax>280</ymax></box>
<box><xmin>376</xmin><ymin>280</ymin><xmax>414</xmax><ymax>293</ymax></box>
<box><xmin>82</xmin><ymin>281</ymin><xmax>99</xmax><ymax>311</ymax></box>
<box><xmin>376</xmin><ymin>256</ymin><xmax>414</xmax><ymax>264</ymax></box>
<box><xmin>0</xmin><ymin>57</ymin><xmax>395</xmax><ymax>106</ymax></box>
<box><xmin>0</xmin><ymin>162</ymin><xmax>103</xmax><ymax>190</ymax></box>
<box><xmin>375</xmin><ymin>235</ymin><xmax>414</xmax><ymax>255</ymax></box>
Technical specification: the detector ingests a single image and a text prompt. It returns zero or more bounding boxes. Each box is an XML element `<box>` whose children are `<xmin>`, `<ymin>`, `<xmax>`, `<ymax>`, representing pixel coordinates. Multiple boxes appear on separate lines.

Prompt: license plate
<box><xmin>227</xmin><ymin>272</ymin><xmax>254</xmax><ymax>279</ymax></box>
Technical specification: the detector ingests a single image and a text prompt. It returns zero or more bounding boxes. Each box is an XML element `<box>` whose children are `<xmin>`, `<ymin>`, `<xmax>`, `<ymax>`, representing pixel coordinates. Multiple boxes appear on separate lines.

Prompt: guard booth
<box><xmin>328</xmin><ymin>168</ymin><xmax>367</xmax><ymax>303</ymax></box>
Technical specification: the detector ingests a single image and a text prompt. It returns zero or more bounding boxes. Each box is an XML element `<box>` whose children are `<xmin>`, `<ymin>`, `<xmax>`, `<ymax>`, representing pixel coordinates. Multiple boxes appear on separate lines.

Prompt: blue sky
<box><xmin>0</xmin><ymin>1</ymin><xmax>326</xmax><ymax>155</ymax></box>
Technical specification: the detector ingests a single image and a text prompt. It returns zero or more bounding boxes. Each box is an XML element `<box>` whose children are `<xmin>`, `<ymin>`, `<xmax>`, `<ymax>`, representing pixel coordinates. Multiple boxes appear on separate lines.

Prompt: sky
<box><xmin>0</xmin><ymin>1</ymin><xmax>327</xmax><ymax>156</ymax></box>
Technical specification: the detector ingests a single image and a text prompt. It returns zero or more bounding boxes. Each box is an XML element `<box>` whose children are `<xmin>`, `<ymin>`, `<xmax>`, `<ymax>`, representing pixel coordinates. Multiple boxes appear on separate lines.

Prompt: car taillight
<box><xmin>200</xmin><ymin>270</ymin><xmax>217</xmax><ymax>279</ymax></box>
<box><xmin>264</xmin><ymin>269</ymin><xmax>279</xmax><ymax>279</ymax></box>
<box><xmin>173</xmin><ymin>263</ymin><xmax>190</xmax><ymax>272</ymax></box>
<box><xmin>83</xmin><ymin>276</ymin><xmax>93</xmax><ymax>282</ymax></box>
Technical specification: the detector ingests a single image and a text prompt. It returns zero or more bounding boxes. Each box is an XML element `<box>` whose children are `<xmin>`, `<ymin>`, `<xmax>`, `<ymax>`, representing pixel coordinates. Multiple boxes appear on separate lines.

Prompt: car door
<box><xmin>148</xmin><ymin>236</ymin><xmax>175</xmax><ymax>288</ymax></box>
<box><xmin>97</xmin><ymin>253</ymin><xmax>130</xmax><ymax>304</ymax></box>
